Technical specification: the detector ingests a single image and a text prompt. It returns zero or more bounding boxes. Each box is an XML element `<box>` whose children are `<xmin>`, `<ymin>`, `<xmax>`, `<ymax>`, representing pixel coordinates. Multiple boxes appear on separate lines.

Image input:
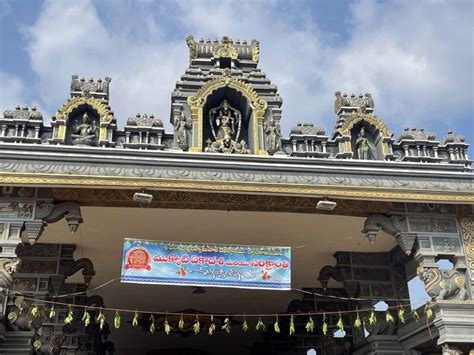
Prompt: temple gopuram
<box><xmin>0</xmin><ymin>36</ymin><xmax>473</xmax><ymax>355</ymax></box>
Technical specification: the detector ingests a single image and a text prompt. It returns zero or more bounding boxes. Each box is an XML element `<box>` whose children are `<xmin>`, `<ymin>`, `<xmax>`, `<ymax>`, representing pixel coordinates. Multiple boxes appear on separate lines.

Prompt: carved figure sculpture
<box><xmin>265</xmin><ymin>117</ymin><xmax>281</xmax><ymax>153</ymax></box>
<box><xmin>355</xmin><ymin>127</ymin><xmax>374</xmax><ymax>159</ymax></box>
<box><xmin>417</xmin><ymin>267</ymin><xmax>467</xmax><ymax>301</ymax></box>
<box><xmin>173</xmin><ymin>107</ymin><xmax>191</xmax><ymax>148</ymax></box>
<box><xmin>71</xmin><ymin>112</ymin><xmax>97</xmax><ymax>146</ymax></box>
<box><xmin>207</xmin><ymin>99</ymin><xmax>248</xmax><ymax>154</ymax></box>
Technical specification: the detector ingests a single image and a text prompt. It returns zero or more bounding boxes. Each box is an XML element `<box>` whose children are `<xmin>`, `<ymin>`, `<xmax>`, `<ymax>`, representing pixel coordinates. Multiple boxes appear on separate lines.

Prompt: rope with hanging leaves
<box><xmin>16</xmin><ymin>294</ymin><xmax>436</xmax><ymax>336</ymax></box>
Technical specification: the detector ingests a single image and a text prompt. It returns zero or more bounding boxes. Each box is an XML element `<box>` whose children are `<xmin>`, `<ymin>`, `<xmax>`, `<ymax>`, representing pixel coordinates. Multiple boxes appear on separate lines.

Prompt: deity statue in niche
<box><xmin>206</xmin><ymin>99</ymin><xmax>248</xmax><ymax>154</ymax></box>
<box><xmin>173</xmin><ymin>107</ymin><xmax>191</xmax><ymax>148</ymax></box>
<box><xmin>265</xmin><ymin>117</ymin><xmax>281</xmax><ymax>153</ymax></box>
<box><xmin>355</xmin><ymin>127</ymin><xmax>375</xmax><ymax>159</ymax></box>
<box><xmin>71</xmin><ymin>112</ymin><xmax>97</xmax><ymax>146</ymax></box>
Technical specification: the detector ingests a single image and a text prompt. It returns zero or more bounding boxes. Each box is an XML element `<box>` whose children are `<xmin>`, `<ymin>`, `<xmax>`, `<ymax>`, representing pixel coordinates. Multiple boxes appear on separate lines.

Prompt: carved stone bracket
<box><xmin>362</xmin><ymin>214</ymin><xmax>415</xmax><ymax>255</ymax></box>
<box><xmin>42</xmin><ymin>201</ymin><xmax>83</xmax><ymax>233</ymax></box>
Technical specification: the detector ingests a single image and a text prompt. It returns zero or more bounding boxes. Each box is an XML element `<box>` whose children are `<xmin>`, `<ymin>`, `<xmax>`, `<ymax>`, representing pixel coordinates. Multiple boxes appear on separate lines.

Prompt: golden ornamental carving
<box><xmin>212</xmin><ymin>36</ymin><xmax>238</xmax><ymax>60</ymax></box>
<box><xmin>53</xmin><ymin>95</ymin><xmax>114</xmax><ymax>123</ymax></box>
<box><xmin>337</xmin><ymin>112</ymin><xmax>392</xmax><ymax>138</ymax></box>
<box><xmin>460</xmin><ymin>217</ymin><xmax>474</xmax><ymax>275</ymax></box>
<box><xmin>1</xmin><ymin>172</ymin><xmax>473</xmax><ymax>203</ymax></box>
<box><xmin>186</xmin><ymin>35</ymin><xmax>197</xmax><ymax>60</ymax></box>
<box><xmin>187</xmin><ymin>76</ymin><xmax>267</xmax><ymax>111</ymax></box>
<box><xmin>52</xmin><ymin>187</ymin><xmax>394</xmax><ymax>215</ymax></box>
<box><xmin>251</xmin><ymin>40</ymin><xmax>260</xmax><ymax>62</ymax></box>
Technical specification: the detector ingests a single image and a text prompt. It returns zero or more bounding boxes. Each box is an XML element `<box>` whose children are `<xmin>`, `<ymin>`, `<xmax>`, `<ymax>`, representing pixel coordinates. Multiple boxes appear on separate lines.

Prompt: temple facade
<box><xmin>0</xmin><ymin>36</ymin><xmax>473</xmax><ymax>355</ymax></box>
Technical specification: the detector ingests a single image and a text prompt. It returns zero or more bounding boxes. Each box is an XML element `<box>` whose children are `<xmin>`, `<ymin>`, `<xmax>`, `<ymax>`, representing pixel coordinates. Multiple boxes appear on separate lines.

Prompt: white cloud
<box><xmin>0</xmin><ymin>71</ymin><xmax>26</xmax><ymax>109</ymax></box>
<box><xmin>21</xmin><ymin>0</ymin><xmax>473</xmax><ymax>138</ymax></box>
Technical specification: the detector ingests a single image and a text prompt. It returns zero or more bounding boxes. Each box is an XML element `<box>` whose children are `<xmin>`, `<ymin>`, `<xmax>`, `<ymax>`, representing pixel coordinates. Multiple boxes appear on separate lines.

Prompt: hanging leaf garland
<box><xmin>178</xmin><ymin>313</ymin><xmax>185</xmax><ymax>330</ymax></box>
<box><xmin>82</xmin><ymin>309</ymin><xmax>91</xmax><ymax>327</ymax></box>
<box><xmin>398</xmin><ymin>307</ymin><xmax>405</xmax><ymax>324</ymax></box>
<box><xmin>222</xmin><ymin>317</ymin><xmax>231</xmax><ymax>333</ymax></box>
<box><xmin>114</xmin><ymin>311</ymin><xmax>121</xmax><ymax>329</ymax></box>
<box><xmin>208</xmin><ymin>315</ymin><xmax>216</xmax><ymax>335</ymax></box>
<box><xmin>132</xmin><ymin>310</ymin><xmax>139</xmax><ymax>327</ymax></box>
<box><xmin>64</xmin><ymin>306</ymin><xmax>74</xmax><ymax>325</ymax></box>
<box><xmin>289</xmin><ymin>315</ymin><xmax>295</xmax><ymax>335</ymax></box>
<box><xmin>273</xmin><ymin>315</ymin><xmax>280</xmax><ymax>333</ymax></box>
<box><xmin>322</xmin><ymin>314</ymin><xmax>328</xmax><ymax>336</ymax></box>
<box><xmin>149</xmin><ymin>314</ymin><xmax>156</xmax><ymax>334</ymax></box>
<box><xmin>385</xmin><ymin>311</ymin><xmax>395</xmax><ymax>323</ymax></box>
<box><xmin>97</xmin><ymin>309</ymin><xmax>106</xmax><ymax>330</ymax></box>
<box><xmin>193</xmin><ymin>315</ymin><xmax>200</xmax><ymax>335</ymax></box>
<box><xmin>305</xmin><ymin>315</ymin><xmax>315</xmax><ymax>333</ymax></box>
<box><xmin>354</xmin><ymin>308</ymin><xmax>362</xmax><ymax>330</ymax></box>
<box><xmin>256</xmin><ymin>317</ymin><xmax>266</xmax><ymax>332</ymax></box>
<box><xmin>48</xmin><ymin>305</ymin><xmax>56</xmax><ymax>320</ymax></box>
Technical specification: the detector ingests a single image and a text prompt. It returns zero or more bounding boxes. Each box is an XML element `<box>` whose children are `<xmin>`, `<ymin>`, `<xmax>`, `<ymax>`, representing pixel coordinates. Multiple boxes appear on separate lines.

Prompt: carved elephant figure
<box><xmin>417</xmin><ymin>267</ymin><xmax>467</xmax><ymax>301</ymax></box>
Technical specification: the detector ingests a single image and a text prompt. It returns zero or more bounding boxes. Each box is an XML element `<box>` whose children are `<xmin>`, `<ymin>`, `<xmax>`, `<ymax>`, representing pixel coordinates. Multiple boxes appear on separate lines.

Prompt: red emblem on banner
<box><xmin>125</xmin><ymin>247</ymin><xmax>151</xmax><ymax>270</ymax></box>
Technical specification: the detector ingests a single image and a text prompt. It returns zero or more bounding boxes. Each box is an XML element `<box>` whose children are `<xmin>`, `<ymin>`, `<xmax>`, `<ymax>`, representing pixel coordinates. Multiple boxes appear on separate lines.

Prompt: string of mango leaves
<box><xmin>21</xmin><ymin>295</ymin><xmax>434</xmax><ymax>336</ymax></box>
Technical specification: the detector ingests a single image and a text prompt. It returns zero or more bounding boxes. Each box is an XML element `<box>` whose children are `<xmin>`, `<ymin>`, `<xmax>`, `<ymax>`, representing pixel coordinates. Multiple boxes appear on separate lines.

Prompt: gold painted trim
<box><xmin>337</xmin><ymin>112</ymin><xmax>392</xmax><ymax>137</ymax></box>
<box><xmin>0</xmin><ymin>172</ymin><xmax>473</xmax><ymax>203</ymax></box>
<box><xmin>54</xmin><ymin>96</ymin><xmax>114</xmax><ymax>123</ymax></box>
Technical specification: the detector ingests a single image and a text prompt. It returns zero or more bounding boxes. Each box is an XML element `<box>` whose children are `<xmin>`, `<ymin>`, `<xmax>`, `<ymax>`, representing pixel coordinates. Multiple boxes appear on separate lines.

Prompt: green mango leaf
<box><xmin>222</xmin><ymin>317</ymin><xmax>231</xmax><ymax>333</ymax></box>
<box><xmin>273</xmin><ymin>318</ymin><xmax>280</xmax><ymax>333</ymax></box>
<box><xmin>48</xmin><ymin>306</ymin><xmax>56</xmax><ymax>320</ymax></box>
<box><xmin>164</xmin><ymin>320</ymin><xmax>171</xmax><ymax>335</ymax></box>
<box><xmin>114</xmin><ymin>311</ymin><xmax>121</xmax><ymax>329</ymax></box>
<box><xmin>398</xmin><ymin>308</ymin><xmax>405</xmax><ymax>324</ymax></box>
<box><xmin>132</xmin><ymin>310</ymin><xmax>139</xmax><ymax>327</ymax></box>
<box><xmin>305</xmin><ymin>316</ymin><xmax>314</xmax><ymax>332</ymax></box>
<box><xmin>256</xmin><ymin>318</ymin><xmax>266</xmax><ymax>332</ymax></box>
<box><xmin>193</xmin><ymin>319</ymin><xmax>200</xmax><ymax>334</ymax></box>
<box><xmin>82</xmin><ymin>309</ymin><xmax>91</xmax><ymax>327</ymax></box>
<box><xmin>64</xmin><ymin>308</ymin><xmax>74</xmax><ymax>325</ymax></box>
<box><xmin>149</xmin><ymin>315</ymin><xmax>155</xmax><ymax>334</ymax></box>
<box><xmin>369</xmin><ymin>310</ymin><xmax>377</xmax><ymax>326</ymax></box>
<box><xmin>289</xmin><ymin>315</ymin><xmax>295</xmax><ymax>335</ymax></box>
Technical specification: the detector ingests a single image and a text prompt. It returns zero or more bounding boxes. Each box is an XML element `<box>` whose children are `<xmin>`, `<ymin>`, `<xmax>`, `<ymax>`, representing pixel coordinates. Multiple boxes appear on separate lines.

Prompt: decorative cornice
<box><xmin>187</xmin><ymin>75</ymin><xmax>268</xmax><ymax>111</ymax></box>
<box><xmin>0</xmin><ymin>145</ymin><xmax>472</xmax><ymax>203</ymax></box>
<box><xmin>0</xmin><ymin>172</ymin><xmax>472</xmax><ymax>203</ymax></box>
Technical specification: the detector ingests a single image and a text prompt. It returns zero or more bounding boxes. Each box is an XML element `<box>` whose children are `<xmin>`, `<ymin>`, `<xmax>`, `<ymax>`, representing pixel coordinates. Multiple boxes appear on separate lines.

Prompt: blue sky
<box><xmin>1</xmin><ymin>0</ymin><xmax>473</xmax><ymax>144</ymax></box>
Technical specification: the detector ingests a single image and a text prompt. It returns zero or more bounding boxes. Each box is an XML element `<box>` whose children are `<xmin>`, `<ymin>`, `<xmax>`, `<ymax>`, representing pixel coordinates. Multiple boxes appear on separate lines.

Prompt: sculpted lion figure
<box><xmin>417</xmin><ymin>267</ymin><xmax>467</xmax><ymax>301</ymax></box>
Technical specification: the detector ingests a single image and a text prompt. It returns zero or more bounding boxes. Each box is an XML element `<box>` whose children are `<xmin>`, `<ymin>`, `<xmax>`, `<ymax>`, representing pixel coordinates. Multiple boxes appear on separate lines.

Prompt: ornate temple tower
<box><xmin>170</xmin><ymin>36</ymin><xmax>283</xmax><ymax>155</ymax></box>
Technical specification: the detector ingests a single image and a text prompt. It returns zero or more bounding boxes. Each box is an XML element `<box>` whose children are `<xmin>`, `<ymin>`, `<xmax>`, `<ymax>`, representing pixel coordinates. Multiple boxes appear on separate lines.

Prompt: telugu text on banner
<box><xmin>120</xmin><ymin>239</ymin><xmax>291</xmax><ymax>290</ymax></box>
